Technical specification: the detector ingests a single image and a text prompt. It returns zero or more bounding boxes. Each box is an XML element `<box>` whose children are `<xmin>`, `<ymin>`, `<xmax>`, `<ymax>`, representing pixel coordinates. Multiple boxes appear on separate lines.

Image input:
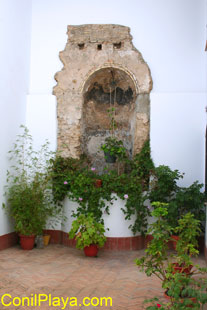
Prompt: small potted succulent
<box><xmin>68</xmin><ymin>213</ymin><xmax>106</xmax><ymax>257</ymax></box>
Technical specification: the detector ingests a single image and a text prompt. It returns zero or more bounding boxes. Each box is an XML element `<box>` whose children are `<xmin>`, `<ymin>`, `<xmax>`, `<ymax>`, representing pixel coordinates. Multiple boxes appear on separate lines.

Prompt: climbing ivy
<box><xmin>51</xmin><ymin>140</ymin><xmax>205</xmax><ymax>234</ymax></box>
<box><xmin>51</xmin><ymin>140</ymin><xmax>154</xmax><ymax>234</ymax></box>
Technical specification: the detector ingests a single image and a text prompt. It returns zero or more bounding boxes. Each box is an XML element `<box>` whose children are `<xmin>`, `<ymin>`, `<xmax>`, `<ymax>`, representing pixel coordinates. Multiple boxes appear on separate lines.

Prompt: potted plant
<box><xmin>136</xmin><ymin>202</ymin><xmax>207</xmax><ymax>309</ymax></box>
<box><xmin>3</xmin><ymin>125</ymin><xmax>62</xmax><ymax>250</ymax></box>
<box><xmin>100</xmin><ymin>105</ymin><xmax>127</xmax><ymax>163</ymax></box>
<box><xmin>4</xmin><ymin>182</ymin><xmax>49</xmax><ymax>250</ymax></box>
<box><xmin>171</xmin><ymin>213</ymin><xmax>201</xmax><ymax>274</ymax></box>
<box><xmin>68</xmin><ymin>213</ymin><xmax>106</xmax><ymax>256</ymax></box>
<box><xmin>101</xmin><ymin>136</ymin><xmax>127</xmax><ymax>163</ymax></box>
<box><xmin>136</xmin><ymin>204</ymin><xmax>199</xmax><ymax>283</ymax></box>
<box><xmin>145</xmin><ymin>271</ymin><xmax>207</xmax><ymax>309</ymax></box>
<box><xmin>136</xmin><ymin>202</ymin><xmax>173</xmax><ymax>287</ymax></box>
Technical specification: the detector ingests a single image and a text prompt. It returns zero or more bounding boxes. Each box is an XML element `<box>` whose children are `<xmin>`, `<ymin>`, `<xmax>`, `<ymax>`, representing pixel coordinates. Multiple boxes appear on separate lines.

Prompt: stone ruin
<box><xmin>53</xmin><ymin>24</ymin><xmax>152</xmax><ymax>171</ymax></box>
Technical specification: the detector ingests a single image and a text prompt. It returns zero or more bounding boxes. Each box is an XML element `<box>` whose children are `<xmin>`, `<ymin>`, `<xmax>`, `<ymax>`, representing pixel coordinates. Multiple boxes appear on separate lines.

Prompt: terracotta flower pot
<box><xmin>171</xmin><ymin>235</ymin><xmax>180</xmax><ymax>250</ymax></box>
<box><xmin>84</xmin><ymin>244</ymin><xmax>98</xmax><ymax>257</ymax></box>
<box><xmin>94</xmin><ymin>179</ymin><xmax>102</xmax><ymax>188</ymax></box>
<box><xmin>172</xmin><ymin>263</ymin><xmax>193</xmax><ymax>275</ymax></box>
<box><xmin>19</xmin><ymin>234</ymin><xmax>35</xmax><ymax>250</ymax></box>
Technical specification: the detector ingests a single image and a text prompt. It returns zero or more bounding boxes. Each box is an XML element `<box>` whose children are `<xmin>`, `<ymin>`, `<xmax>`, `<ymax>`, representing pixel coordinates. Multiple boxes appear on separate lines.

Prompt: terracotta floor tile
<box><xmin>0</xmin><ymin>245</ymin><xmax>206</xmax><ymax>309</ymax></box>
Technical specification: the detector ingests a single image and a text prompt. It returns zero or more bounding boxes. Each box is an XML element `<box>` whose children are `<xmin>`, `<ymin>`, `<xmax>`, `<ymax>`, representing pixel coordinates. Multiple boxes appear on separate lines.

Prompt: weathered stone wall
<box><xmin>53</xmin><ymin>24</ymin><xmax>152</xmax><ymax>160</ymax></box>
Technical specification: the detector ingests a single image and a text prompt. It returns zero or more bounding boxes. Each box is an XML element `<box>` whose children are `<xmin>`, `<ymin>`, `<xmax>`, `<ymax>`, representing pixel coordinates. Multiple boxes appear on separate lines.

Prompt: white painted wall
<box><xmin>27</xmin><ymin>0</ymin><xmax>207</xmax><ymax>189</ymax></box>
<box><xmin>151</xmin><ymin>93</ymin><xmax>206</xmax><ymax>187</ymax></box>
<box><xmin>26</xmin><ymin>94</ymin><xmax>57</xmax><ymax>150</ymax></box>
<box><xmin>0</xmin><ymin>0</ymin><xmax>205</xmax><ymax>239</ymax></box>
<box><xmin>0</xmin><ymin>0</ymin><xmax>32</xmax><ymax>235</ymax></box>
<box><xmin>61</xmin><ymin>197</ymin><xmax>140</xmax><ymax>237</ymax></box>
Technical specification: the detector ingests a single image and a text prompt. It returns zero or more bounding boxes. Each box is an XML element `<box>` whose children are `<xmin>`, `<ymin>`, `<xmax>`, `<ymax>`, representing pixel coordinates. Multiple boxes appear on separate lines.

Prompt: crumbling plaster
<box><xmin>53</xmin><ymin>24</ymin><xmax>152</xmax><ymax>159</ymax></box>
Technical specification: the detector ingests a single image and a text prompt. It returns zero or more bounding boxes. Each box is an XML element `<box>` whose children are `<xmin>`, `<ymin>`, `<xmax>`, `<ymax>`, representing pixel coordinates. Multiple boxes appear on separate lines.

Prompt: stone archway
<box><xmin>53</xmin><ymin>24</ymin><xmax>152</xmax><ymax>160</ymax></box>
<box><xmin>81</xmin><ymin>66</ymin><xmax>137</xmax><ymax>170</ymax></box>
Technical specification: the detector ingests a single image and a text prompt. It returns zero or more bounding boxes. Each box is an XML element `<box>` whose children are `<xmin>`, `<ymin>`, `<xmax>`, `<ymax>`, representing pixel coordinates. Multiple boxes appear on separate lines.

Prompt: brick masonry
<box><xmin>0</xmin><ymin>230</ymin><xmax>205</xmax><ymax>253</ymax></box>
<box><xmin>0</xmin><ymin>232</ymin><xmax>18</xmax><ymax>250</ymax></box>
<box><xmin>47</xmin><ymin>230</ymin><xmax>147</xmax><ymax>250</ymax></box>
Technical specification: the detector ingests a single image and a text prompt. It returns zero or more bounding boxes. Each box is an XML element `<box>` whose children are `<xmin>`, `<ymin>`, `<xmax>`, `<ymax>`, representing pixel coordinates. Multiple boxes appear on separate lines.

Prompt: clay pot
<box><xmin>172</xmin><ymin>263</ymin><xmax>193</xmax><ymax>275</ymax></box>
<box><xmin>94</xmin><ymin>179</ymin><xmax>102</xmax><ymax>188</ymax></box>
<box><xmin>171</xmin><ymin>235</ymin><xmax>180</xmax><ymax>250</ymax></box>
<box><xmin>84</xmin><ymin>244</ymin><xmax>98</xmax><ymax>257</ymax></box>
<box><xmin>19</xmin><ymin>234</ymin><xmax>35</xmax><ymax>250</ymax></box>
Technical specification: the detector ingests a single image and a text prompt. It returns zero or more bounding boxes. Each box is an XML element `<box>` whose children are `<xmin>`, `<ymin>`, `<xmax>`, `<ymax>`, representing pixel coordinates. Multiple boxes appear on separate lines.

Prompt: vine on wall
<box><xmin>51</xmin><ymin>140</ymin><xmax>206</xmax><ymax>234</ymax></box>
<box><xmin>51</xmin><ymin>140</ymin><xmax>154</xmax><ymax>234</ymax></box>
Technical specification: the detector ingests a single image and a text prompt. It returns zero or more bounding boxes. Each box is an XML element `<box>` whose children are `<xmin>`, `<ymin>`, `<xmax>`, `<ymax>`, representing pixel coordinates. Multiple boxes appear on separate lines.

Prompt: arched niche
<box><xmin>81</xmin><ymin>67</ymin><xmax>137</xmax><ymax>170</ymax></box>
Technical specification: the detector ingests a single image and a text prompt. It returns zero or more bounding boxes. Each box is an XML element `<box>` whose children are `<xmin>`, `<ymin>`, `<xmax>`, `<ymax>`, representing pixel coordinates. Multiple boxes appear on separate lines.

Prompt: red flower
<box><xmin>157</xmin><ymin>305</ymin><xmax>161</xmax><ymax>308</ymax></box>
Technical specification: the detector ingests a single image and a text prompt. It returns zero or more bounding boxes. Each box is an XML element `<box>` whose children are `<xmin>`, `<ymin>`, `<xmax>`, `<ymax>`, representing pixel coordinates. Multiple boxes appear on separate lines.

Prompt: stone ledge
<box><xmin>1</xmin><ymin>230</ymin><xmax>204</xmax><ymax>253</ymax></box>
<box><xmin>45</xmin><ymin>230</ymin><xmax>149</xmax><ymax>251</ymax></box>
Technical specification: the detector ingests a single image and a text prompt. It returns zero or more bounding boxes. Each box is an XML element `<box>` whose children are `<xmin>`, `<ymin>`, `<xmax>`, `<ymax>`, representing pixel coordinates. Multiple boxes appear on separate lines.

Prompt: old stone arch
<box><xmin>53</xmin><ymin>24</ymin><xmax>152</xmax><ymax>168</ymax></box>
<box><xmin>81</xmin><ymin>66</ymin><xmax>137</xmax><ymax>170</ymax></box>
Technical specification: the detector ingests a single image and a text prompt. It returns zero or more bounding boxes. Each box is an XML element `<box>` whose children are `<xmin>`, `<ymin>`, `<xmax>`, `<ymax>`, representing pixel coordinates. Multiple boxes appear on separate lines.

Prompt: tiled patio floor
<box><xmin>0</xmin><ymin>245</ymin><xmax>206</xmax><ymax>310</ymax></box>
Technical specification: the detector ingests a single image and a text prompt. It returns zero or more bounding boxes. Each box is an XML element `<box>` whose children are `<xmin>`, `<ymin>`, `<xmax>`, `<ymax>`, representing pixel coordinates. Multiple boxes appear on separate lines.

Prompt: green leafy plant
<box><xmin>51</xmin><ymin>141</ymin><xmax>205</xmax><ymax>237</ymax></box>
<box><xmin>136</xmin><ymin>203</ymin><xmax>173</xmax><ymax>284</ymax></box>
<box><xmin>101</xmin><ymin>136</ymin><xmax>127</xmax><ymax>160</ymax></box>
<box><xmin>166</xmin><ymin>272</ymin><xmax>207</xmax><ymax>309</ymax></box>
<box><xmin>51</xmin><ymin>139</ymin><xmax>154</xmax><ymax>235</ymax></box>
<box><xmin>136</xmin><ymin>205</ymin><xmax>202</xmax><ymax>284</ymax></box>
<box><xmin>50</xmin><ymin>155</ymin><xmax>90</xmax><ymax>203</ymax></box>
<box><xmin>68</xmin><ymin>213</ymin><xmax>106</xmax><ymax>249</ymax></box>
<box><xmin>149</xmin><ymin>165</ymin><xmax>183</xmax><ymax>203</ymax></box>
<box><xmin>52</xmin><ymin>161</ymin><xmax>112</xmax><ymax>222</ymax></box>
<box><xmin>173</xmin><ymin>213</ymin><xmax>201</xmax><ymax>266</ymax></box>
<box><xmin>67</xmin><ymin>167</ymin><xmax>112</xmax><ymax>221</ymax></box>
<box><xmin>149</xmin><ymin>166</ymin><xmax>205</xmax><ymax>230</ymax></box>
<box><xmin>101</xmin><ymin>103</ymin><xmax>127</xmax><ymax>162</ymax></box>
<box><xmin>144</xmin><ymin>271</ymin><xmax>207</xmax><ymax>309</ymax></box>
<box><xmin>136</xmin><ymin>203</ymin><xmax>207</xmax><ymax>309</ymax></box>
<box><xmin>128</xmin><ymin>139</ymin><xmax>155</xmax><ymax>189</ymax></box>
<box><xmin>167</xmin><ymin>182</ymin><xmax>205</xmax><ymax>230</ymax></box>
<box><xmin>3</xmin><ymin>125</ymin><xmax>62</xmax><ymax>235</ymax></box>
